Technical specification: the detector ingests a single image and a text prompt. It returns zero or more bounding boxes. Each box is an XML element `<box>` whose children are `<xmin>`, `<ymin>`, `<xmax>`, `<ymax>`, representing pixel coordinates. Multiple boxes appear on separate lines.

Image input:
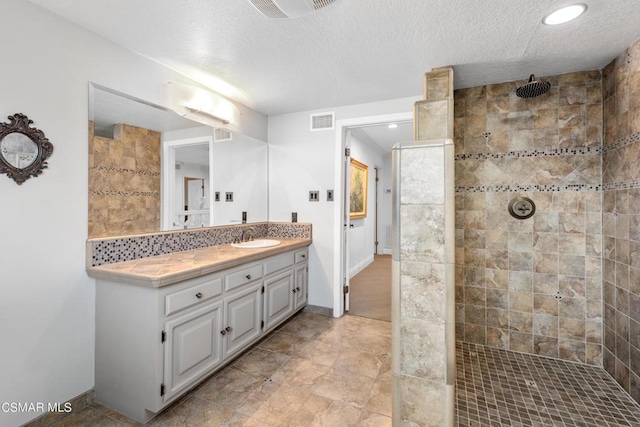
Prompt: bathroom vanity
<box><xmin>87</xmin><ymin>238</ymin><xmax>310</xmax><ymax>423</ymax></box>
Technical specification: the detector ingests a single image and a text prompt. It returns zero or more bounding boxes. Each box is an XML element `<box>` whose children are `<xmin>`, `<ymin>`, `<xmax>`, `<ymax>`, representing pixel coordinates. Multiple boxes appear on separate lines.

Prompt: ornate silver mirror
<box><xmin>0</xmin><ymin>114</ymin><xmax>53</xmax><ymax>185</ymax></box>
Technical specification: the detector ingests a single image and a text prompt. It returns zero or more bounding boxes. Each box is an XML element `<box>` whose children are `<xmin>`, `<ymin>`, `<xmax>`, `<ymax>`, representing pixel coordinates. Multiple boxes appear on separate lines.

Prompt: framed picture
<box><xmin>349</xmin><ymin>158</ymin><xmax>368</xmax><ymax>219</ymax></box>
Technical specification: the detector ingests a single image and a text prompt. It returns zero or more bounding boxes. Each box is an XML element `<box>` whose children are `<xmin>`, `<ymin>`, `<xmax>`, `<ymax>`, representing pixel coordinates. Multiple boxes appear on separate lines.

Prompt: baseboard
<box><xmin>22</xmin><ymin>389</ymin><xmax>94</xmax><ymax>427</ymax></box>
<box><xmin>349</xmin><ymin>254</ymin><xmax>374</xmax><ymax>278</ymax></box>
<box><xmin>381</xmin><ymin>247</ymin><xmax>392</xmax><ymax>255</ymax></box>
<box><xmin>303</xmin><ymin>304</ymin><xmax>333</xmax><ymax>317</ymax></box>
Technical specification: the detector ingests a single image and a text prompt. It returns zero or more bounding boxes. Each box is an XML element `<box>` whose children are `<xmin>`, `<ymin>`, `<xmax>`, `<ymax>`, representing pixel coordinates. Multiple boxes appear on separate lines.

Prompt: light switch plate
<box><xmin>309</xmin><ymin>191</ymin><xmax>319</xmax><ymax>202</ymax></box>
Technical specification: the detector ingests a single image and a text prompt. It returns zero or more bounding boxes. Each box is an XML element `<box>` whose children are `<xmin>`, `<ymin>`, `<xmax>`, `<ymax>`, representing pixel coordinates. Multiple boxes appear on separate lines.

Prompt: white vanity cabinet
<box><xmin>94</xmin><ymin>247</ymin><xmax>309</xmax><ymax>423</ymax></box>
<box><xmin>294</xmin><ymin>249</ymin><xmax>309</xmax><ymax>309</ymax></box>
<box><xmin>222</xmin><ymin>282</ymin><xmax>263</xmax><ymax>359</ymax></box>
<box><xmin>163</xmin><ymin>299</ymin><xmax>224</xmax><ymax>401</ymax></box>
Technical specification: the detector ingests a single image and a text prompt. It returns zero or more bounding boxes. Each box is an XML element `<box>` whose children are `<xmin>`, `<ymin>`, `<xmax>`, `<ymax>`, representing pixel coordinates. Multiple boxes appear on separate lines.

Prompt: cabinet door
<box><xmin>263</xmin><ymin>269</ymin><xmax>294</xmax><ymax>331</ymax></box>
<box><xmin>164</xmin><ymin>300</ymin><xmax>223</xmax><ymax>401</ymax></box>
<box><xmin>223</xmin><ymin>283</ymin><xmax>263</xmax><ymax>359</ymax></box>
<box><xmin>294</xmin><ymin>264</ymin><xmax>308</xmax><ymax>309</ymax></box>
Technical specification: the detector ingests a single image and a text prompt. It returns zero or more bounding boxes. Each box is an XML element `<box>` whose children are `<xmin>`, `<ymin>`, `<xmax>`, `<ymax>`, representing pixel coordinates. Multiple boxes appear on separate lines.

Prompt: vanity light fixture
<box><xmin>387</xmin><ymin>123</ymin><xmax>398</xmax><ymax>129</ymax></box>
<box><xmin>543</xmin><ymin>3</ymin><xmax>587</xmax><ymax>25</ymax></box>
<box><xmin>184</xmin><ymin>106</ymin><xmax>230</xmax><ymax>125</ymax></box>
<box><xmin>169</xmin><ymin>80</ymin><xmax>239</xmax><ymax>127</ymax></box>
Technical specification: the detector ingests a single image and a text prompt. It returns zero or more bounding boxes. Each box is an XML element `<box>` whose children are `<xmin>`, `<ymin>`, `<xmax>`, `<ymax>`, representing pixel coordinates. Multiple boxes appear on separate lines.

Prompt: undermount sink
<box><xmin>231</xmin><ymin>239</ymin><xmax>281</xmax><ymax>249</ymax></box>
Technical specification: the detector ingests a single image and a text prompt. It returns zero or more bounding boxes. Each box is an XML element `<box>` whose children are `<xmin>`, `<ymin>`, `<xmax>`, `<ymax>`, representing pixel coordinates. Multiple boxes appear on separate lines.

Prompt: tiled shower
<box><xmin>455</xmin><ymin>36</ymin><xmax>640</xmax><ymax>408</ymax></box>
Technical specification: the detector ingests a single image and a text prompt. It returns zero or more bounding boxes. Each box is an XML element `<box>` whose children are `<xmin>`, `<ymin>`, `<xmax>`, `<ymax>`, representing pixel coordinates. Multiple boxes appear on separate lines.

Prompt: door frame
<box><xmin>332</xmin><ymin>112</ymin><xmax>413</xmax><ymax>317</ymax></box>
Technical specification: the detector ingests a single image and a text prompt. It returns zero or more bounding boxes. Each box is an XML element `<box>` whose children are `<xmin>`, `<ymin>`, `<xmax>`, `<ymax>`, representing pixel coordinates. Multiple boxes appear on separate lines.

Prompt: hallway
<box><xmin>348</xmin><ymin>255</ymin><xmax>392</xmax><ymax>322</ymax></box>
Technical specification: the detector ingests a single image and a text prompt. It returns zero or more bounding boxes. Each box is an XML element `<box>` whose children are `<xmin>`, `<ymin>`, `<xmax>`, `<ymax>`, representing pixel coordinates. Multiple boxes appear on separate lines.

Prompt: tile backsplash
<box><xmin>87</xmin><ymin>222</ymin><xmax>311</xmax><ymax>267</ymax></box>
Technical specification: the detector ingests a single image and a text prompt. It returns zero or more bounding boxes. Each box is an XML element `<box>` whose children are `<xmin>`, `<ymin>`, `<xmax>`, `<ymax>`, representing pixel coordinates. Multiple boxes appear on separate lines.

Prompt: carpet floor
<box><xmin>348</xmin><ymin>254</ymin><xmax>391</xmax><ymax>322</ymax></box>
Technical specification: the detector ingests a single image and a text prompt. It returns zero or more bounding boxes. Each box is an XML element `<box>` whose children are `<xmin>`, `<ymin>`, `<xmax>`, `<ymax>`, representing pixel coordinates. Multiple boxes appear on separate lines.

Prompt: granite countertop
<box><xmin>86</xmin><ymin>238</ymin><xmax>311</xmax><ymax>288</ymax></box>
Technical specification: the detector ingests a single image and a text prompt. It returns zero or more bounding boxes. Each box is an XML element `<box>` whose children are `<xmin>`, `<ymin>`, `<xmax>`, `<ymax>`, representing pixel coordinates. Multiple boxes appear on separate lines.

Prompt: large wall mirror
<box><xmin>88</xmin><ymin>83</ymin><xmax>268</xmax><ymax>239</ymax></box>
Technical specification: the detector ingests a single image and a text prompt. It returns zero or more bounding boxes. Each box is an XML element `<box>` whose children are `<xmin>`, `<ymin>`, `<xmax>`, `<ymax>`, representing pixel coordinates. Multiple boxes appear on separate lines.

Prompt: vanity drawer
<box><xmin>225</xmin><ymin>264</ymin><xmax>263</xmax><ymax>291</ymax></box>
<box><xmin>264</xmin><ymin>253</ymin><xmax>294</xmax><ymax>275</ymax></box>
<box><xmin>295</xmin><ymin>249</ymin><xmax>308</xmax><ymax>264</ymax></box>
<box><xmin>165</xmin><ymin>278</ymin><xmax>223</xmax><ymax>316</ymax></box>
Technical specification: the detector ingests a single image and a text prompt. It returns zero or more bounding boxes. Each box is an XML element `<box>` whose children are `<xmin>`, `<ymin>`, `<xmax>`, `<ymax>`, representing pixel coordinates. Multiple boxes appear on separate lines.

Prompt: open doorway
<box><xmin>338</xmin><ymin>119</ymin><xmax>412</xmax><ymax>321</ymax></box>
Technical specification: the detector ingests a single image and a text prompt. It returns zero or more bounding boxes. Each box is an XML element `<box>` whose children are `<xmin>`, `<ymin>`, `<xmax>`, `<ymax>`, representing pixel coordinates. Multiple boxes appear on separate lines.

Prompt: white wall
<box><xmin>0</xmin><ymin>2</ymin><xmax>266</xmax><ymax>425</ymax></box>
<box><xmin>268</xmin><ymin>97</ymin><xmax>419</xmax><ymax>310</ymax></box>
<box><xmin>347</xmin><ymin>133</ymin><xmax>385</xmax><ymax>277</ymax></box>
<box><xmin>212</xmin><ymin>135</ymin><xmax>268</xmax><ymax>224</ymax></box>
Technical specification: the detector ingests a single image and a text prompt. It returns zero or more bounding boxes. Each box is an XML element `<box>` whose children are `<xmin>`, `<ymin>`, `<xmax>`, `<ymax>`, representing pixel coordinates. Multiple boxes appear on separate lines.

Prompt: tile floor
<box><xmin>46</xmin><ymin>312</ymin><xmax>640</xmax><ymax>426</ymax></box>
<box><xmin>52</xmin><ymin>312</ymin><xmax>392</xmax><ymax>426</ymax></box>
<box><xmin>456</xmin><ymin>342</ymin><xmax>640</xmax><ymax>427</ymax></box>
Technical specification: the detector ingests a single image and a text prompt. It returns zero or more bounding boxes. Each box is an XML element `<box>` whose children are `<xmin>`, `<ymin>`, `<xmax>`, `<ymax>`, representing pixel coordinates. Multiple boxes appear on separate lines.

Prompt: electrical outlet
<box><xmin>225</xmin><ymin>192</ymin><xmax>233</xmax><ymax>202</ymax></box>
<box><xmin>292</xmin><ymin>212</ymin><xmax>297</xmax><ymax>223</ymax></box>
<box><xmin>327</xmin><ymin>189</ymin><xmax>334</xmax><ymax>201</ymax></box>
<box><xmin>309</xmin><ymin>191</ymin><xmax>320</xmax><ymax>202</ymax></box>
<box><xmin>215</xmin><ymin>192</ymin><xmax>220</xmax><ymax>202</ymax></box>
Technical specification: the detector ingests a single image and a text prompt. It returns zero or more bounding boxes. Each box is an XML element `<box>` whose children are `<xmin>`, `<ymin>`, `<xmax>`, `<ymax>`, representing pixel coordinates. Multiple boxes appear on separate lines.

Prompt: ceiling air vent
<box><xmin>214</xmin><ymin>128</ymin><xmax>232</xmax><ymax>142</ymax></box>
<box><xmin>313</xmin><ymin>0</ymin><xmax>335</xmax><ymax>10</ymax></box>
<box><xmin>310</xmin><ymin>112</ymin><xmax>334</xmax><ymax>131</ymax></box>
<box><xmin>247</xmin><ymin>0</ymin><xmax>336</xmax><ymax>18</ymax></box>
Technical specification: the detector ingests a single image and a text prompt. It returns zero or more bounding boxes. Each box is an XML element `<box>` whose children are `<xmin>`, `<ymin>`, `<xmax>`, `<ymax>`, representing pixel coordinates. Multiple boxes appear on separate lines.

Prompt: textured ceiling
<box><xmin>28</xmin><ymin>0</ymin><xmax>640</xmax><ymax>115</ymax></box>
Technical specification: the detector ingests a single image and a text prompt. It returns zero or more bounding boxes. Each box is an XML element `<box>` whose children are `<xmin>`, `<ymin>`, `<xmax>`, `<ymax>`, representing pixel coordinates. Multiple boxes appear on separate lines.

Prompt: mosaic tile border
<box><xmin>456</xmin><ymin>183</ymin><xmax>602</xmax><ymax>193</ymax></box>
<box><xmin>602</xmin><ymin>179</ymin><xmax>640</xmax><ymax>191</ymax></box>
<box><xmin>88</xmin><ymin>222</ymin><xmax>312</xmax><ymax>267</ymax></box>
<box><xmin>89</xmin><ymin>190</ymin><xmax>160</xmax><ymax>198</ymax></box>
<box><xmin>89</xmin><ymin>165</ymin><xmax>161</xmax><ymax>177</ymax></box>
<box><xmin>602</xmin><ymin>131</ymin><xmax>640</xmax><ymax>153</ymax></box>
<box><xmin>455</xmin><ymin>146</ymin><xmax>602</xmax><ymax>161</ymax></box>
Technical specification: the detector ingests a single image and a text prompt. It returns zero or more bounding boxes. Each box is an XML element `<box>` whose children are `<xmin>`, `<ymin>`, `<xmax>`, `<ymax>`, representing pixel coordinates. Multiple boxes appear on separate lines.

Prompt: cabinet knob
<box><xmin>296</xmin><ymin>287</ymin><xmax>300</xmax><ymax>292</ymax></box>
<box><xmin>225</xmin><ymin>326</ymin><xmax>232</xmax><ymax>332</ymax></box>
<box><xmin>293</xmin><ymin>288</ymin><xmax>297</xmax><ymax>293</ymax></box>
<box><xmin>301</xmin><ymin>254</ymin><xmax>306</xmax><ymax>259</ymax></box>
<box><xmin>195</xmin><ymin>292</ymin><xmax>203</xmax><ymax>299</ymax></box>
<box><xmin>246</xmin><ymin>274</ymin><xmax>252</xmax><ymax>280</ymax></box>
<box><xmin>220</xmin><ymin>329</ymin><xmax>226</xmax><ymax>335</ymax></box>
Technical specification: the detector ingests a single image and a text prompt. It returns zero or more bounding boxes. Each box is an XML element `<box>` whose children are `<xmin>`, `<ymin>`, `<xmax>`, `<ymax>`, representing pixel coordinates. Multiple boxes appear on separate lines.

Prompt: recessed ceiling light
<box><xmin>543</xmin><ymin>4</ymin><xmax>587</xmax><ymax>25</ymax></box>
<box><xmin>388</xmin><ymin>123</ymin><xmax>398</xmax><ymax>129</ymax></box>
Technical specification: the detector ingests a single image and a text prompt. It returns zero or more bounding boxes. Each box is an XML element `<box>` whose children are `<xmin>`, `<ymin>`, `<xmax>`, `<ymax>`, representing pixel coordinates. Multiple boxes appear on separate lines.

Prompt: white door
<box><xmin>187</xmin><ymin>179</ymin><xmax>204</xmax><ymax>210</ymax></box>
<box><xmin>342</xmin><ymin>133</ymin><xmax>351</xmax><ymax>312</ymax></box>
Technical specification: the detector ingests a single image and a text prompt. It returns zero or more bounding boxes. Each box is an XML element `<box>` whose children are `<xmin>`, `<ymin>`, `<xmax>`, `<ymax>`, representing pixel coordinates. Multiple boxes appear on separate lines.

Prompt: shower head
<box><xmin>516</xmin><ymin>74</ymin><xmax>551</xmax><ymax>98</ymax></box>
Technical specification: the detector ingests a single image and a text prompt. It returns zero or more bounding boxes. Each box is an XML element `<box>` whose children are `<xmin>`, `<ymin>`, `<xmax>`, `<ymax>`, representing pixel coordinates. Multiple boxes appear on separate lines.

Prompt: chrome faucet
<box><xmin>241</xmin><ymin>227</ymin><xmax>255</xmax><ymax>242</ymax></box>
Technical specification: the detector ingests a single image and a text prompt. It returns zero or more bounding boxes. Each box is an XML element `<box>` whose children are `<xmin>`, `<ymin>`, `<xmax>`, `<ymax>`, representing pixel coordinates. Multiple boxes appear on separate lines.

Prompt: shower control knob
<box><xmin>508</xmin><ymin>197</ymin><xmax>536</xmax><ymax>220</ymax></box>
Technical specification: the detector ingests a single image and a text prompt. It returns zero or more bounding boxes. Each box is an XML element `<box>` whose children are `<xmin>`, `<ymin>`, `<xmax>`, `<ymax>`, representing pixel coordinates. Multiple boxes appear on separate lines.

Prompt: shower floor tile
<box><xmin>456</xmin><ymin>342</ymin><xmax>640</xmax><ymax>426</ymax></box>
